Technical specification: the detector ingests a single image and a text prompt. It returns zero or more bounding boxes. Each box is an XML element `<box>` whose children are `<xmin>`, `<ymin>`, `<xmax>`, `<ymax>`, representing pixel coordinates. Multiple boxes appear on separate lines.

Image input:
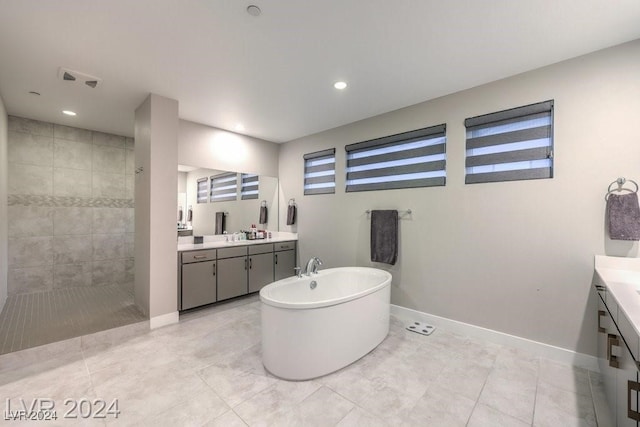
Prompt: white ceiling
<box><xmin>1</xmin><ymin>1</ymin><xmax>639</xmax><ymax>143</ymax></box>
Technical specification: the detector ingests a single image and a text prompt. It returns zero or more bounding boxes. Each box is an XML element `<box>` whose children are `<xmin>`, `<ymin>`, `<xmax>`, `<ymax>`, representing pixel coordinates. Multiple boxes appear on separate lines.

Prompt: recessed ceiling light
<box><xmin>62</xmin><ymin>110</ymin><xmax>77</xmax><ymax>116</ymax></box>
<box><xmin>247</xmin><ymin>5</ymin><xmax>261</xmax><ymax>16</ymax></box>
<box><xmin>334</xmin><ymin>81</ymin><xmax>347</xmax><ymax>90</ymax></box>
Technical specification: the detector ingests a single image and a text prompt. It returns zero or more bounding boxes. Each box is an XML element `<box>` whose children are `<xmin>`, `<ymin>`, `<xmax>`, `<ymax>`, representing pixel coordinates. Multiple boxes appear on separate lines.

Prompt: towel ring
<box><xmin>261</xmin><ymin>200</ymin><xmax>267</xmax><ymax>207</ymax></box>
<box><xmin>605</xmin><ymin>178</ymin><xmax>639</xmax><ymax>201</ymax></box>
<box><xmin>288</xmin><ymin>198</ymin><xmax>296</xmax><ymax>206</ymax></box>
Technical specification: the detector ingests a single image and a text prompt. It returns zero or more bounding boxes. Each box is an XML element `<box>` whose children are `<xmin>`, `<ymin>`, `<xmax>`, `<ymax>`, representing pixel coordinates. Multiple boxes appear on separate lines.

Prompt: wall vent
<box><xmin>58</xmin><ymin>67</ymin><xmax>102</xmax><ymax>89</ymax></box>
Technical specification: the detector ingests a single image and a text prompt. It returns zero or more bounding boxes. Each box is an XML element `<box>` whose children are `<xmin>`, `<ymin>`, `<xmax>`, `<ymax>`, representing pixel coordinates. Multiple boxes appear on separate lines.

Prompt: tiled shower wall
<box><xmin>7</xmin><ymin>116</ymin><xmax>134</xmax><ymax>295</ymax></box>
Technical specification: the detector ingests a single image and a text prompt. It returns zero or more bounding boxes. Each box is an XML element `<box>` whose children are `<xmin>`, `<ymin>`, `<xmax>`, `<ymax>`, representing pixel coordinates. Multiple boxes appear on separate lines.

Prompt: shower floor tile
<box><xmin>0</xmin><ymin>295</ymin><xmax>604</xmax><ymax>426</ymax></box>
<box><xmin>0</xmin><ymin>284</ymin><xmax>145</xmax><ymax>355</ymax></box>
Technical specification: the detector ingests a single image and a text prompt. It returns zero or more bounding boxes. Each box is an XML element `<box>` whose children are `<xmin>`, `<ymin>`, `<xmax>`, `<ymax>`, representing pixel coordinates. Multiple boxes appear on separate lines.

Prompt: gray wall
<box><xmin>6</xmin><ymin>116</ymin><xmax>134</xmax><ymax>295</ymax></box>
<box><xmin>134</xmin><ymin>94</ymin><xmax>178</xmax><ymax>319</ymax></box>
<box><xmin>0</xmin><ymin>95</ymin><xmax>7</xmax><ymax>310</ymax></box>
<box><xmin>278</xmin><ymin>40</ymin><xmax>640</xmax><ymax>356</ymax></box>
<box><xmin>178</xmin><ymin>119</ymin><xmax>279</xmax><ymax>178</ymax></box>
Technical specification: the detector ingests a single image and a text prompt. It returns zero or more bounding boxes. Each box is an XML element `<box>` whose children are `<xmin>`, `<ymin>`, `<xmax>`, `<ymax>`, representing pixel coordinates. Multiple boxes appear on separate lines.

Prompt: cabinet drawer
<box><xmin>275</xmin><ymin>241</ymin><xmax>296</xmax><ymax>251</ymax></box>
<box><xmin>218</xmin><ymin>246</ymin><xmax>248</xmax><ymax>259</ymax></box>
<box><xmin>182</xmin><ymin>249</ymin><xmax>216</xmax><ymax>263</ymax></box>
<box><xmin>249</xmin><ymin>243</ymin><xmax>273</xmax><ymax>255</ymax></box>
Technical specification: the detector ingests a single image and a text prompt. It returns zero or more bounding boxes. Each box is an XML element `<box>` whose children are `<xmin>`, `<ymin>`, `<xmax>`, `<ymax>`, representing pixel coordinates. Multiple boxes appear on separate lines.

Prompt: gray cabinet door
<box><xmin>217</xmin><ymin>256</ymin><xmax>248</xmax><ymax>301</ymax></box>
<box><xmin>597</xmin><ymin>292</ymin><xmax>617</xmax><ymax>424</ymax></box>
<box><xmin>274</xmin><ymin>250</ymin><xmax>296</xmax><ymax>281</ymax></box>
<box><xmin>616</xmin><ymin>312</ymin><xmax>640</xmax><ymax>427</ymax></box>
<box><xmin>181</xmin><ymin>260</ymin><xmax>216</xmax><ymax>310</ymax></box>
<box><xmin>248</xmin><ymin>252</ymin><xmax>274</xmax><ymax>293</ymax></box>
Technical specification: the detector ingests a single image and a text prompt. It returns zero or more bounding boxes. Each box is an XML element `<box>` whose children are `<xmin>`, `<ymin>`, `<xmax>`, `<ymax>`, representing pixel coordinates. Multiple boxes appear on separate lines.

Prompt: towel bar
<box><xmin>365</xmin><ymin>209</ymin><xmax>412</xmax><ymax>217</ymax></box>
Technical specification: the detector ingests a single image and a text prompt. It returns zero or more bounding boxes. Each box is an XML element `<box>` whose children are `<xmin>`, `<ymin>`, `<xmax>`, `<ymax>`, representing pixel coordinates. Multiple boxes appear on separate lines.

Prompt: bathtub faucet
<box><xmin>305</xmin><ymin>257</ymin><xmax>323</xmax><ymax>276</ymax></box>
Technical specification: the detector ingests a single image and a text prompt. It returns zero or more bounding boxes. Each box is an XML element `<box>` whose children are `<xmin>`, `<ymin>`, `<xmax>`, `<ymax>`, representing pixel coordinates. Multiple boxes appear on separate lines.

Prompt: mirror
<box><xmin>178</xmin><ymin>165</ymin><xmax>279</xmax><ymax>236</ymax></box>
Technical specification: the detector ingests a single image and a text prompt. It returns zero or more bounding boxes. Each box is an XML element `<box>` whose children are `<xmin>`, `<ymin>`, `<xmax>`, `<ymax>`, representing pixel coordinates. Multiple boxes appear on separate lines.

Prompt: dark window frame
<box><xmin>464</xmin><ymin>100</ymin><xmax>554</xmax><ymax>184</ymax></box>
<box><xmin>210</xmin><ymin>172</ymin><xmax>238</xmax><ymax>203</ymax></box>
<box><xmin>196</xmin><ymin>178</ymin><xmax>208</xmax><ymax>204</ymax></box>
<box><xmin>344</xmin><ymin>124</ymin><xmax>447</xmax><ymax>193</ymax></box>
<box><xmin>303</xmin><ymin>148</ymin><xmax>336</xmax><ymax>195</ymax></box>
<box><xmin>240</xmin><ymin>173</ymin><xmax>259</xmax><ymax>200</ymax></box>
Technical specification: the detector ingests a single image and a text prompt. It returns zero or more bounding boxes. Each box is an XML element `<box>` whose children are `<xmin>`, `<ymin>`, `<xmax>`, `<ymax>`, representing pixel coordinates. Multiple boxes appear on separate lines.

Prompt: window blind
<box><xmin>465</xmin><ymin>100</ymin><xmax>554</xmax><ymax>184</ymax></box>
<box><xmin>241</xmin><ymin>173</ymin><xmax>259</xmax><ymax>200</ymax></box>
<box><xmin>196</xmin><ymin>178</ymin><xmax>208</xmax><ymax>204</ymax></box>
<box><xmin>345</xmin><ymin>124</ymin><xmax>446</xmax><ymax>192</ymax></box>
<box><xmin>210</xmin><ymin>172</ymin><xmax>238</xmax><ymax>202</ymax></box>
<box><xmin>304</xmin><ymin>148</ymin><xmax>336</xmax><ymax>195</ymax></box>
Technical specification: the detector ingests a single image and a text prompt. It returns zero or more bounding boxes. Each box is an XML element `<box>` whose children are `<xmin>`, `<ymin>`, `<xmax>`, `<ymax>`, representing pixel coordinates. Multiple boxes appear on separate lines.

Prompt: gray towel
<box><xmin>259</xmin><ymin>206</ymin><xmax>268</xmax><ymax>224</ymax></box>
<box><xmin>187</xmin><ymin>207</ymin><xmax>193</xmax><ymax>222</ymax></box>
<box><xmin>286</xmin><ymin>205</ymin><xmax>296</xmax><ymax>225</ymax></box>
<box><xmin>215</xmin><ymin>212</ymin><xmax>225</xmax><ymax>235</ymax></box>
<box><xmin>371</xmin><ymin>210</ymin><xmax>398</xmax><ymax>265</ymax></box>
<box><xmin>608</xmin><ymin>193</ymin><xmax>640</xmax><ymax>240</ymax></box>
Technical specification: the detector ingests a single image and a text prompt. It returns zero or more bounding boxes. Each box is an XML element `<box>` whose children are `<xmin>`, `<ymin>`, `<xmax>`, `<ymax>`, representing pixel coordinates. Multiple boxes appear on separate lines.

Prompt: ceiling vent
<box><xmin>58</xmin><ymin>67</ymin><xmax>102</xmax><ymax>89</ymax></box>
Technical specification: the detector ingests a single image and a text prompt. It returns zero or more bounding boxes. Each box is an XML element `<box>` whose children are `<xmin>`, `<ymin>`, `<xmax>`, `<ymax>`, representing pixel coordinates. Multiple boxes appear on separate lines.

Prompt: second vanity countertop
<box><xmin>177</xmin><ymin>231</ymin><xmax>298</xmax><ymax>252</ymax></box>
<box><xmin>595</xmin><ymin>255</ymin><xmax>640</xmax><ymax>338</ymax></box>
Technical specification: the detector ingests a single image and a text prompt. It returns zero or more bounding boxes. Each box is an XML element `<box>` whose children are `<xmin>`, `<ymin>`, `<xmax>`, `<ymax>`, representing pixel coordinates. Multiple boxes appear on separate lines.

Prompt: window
<box><xmin>196</xmin><ymin>178</ymin><xmax>208</xmax><ymax>204</ymax></box>
<box><xmin>241</xmin><ymin>173</ymin><xmax>259</xmax><ymax>200</ymax></box>
<box><xmin>304</xmin><ymin>148</ymin><xmax>336</xmax><ymax>195</ymax></box>
<box><xmin>210</xmin><ymin>172</ymin><xmax>238</xmax><ymax>202</ymax></box>
<box><xmin>465</xmin><ymin>100</ymin><xmax>554</xmax><ymax>184</ymax></box>
<box><xmin>345</xmin><ymin>124</ymin><xmax>446</xmax><ymax>192</ymax></box>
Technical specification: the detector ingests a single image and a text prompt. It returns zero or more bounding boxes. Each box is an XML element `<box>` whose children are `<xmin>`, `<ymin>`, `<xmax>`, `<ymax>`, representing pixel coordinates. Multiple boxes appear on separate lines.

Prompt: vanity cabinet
<box><xmin>617</xmin><ymin>309</ymin><xmax>640</xmax><ymax>427</ymax></box>
<box><xmin>595</xmin><ymin>282</ymin><xmax>640</xmax><ymax>426</ymax></box>
<box><xmin>217</xmin><ymin>246</ymin><xmax>250</xmax><ymax>301</ymax></box>
<box><xmin>248</xmin><ymin>244</ymin><xmax>275</xmax><ymax>293</ymax></box>
<box><xmin>181</xmin><ymin>250</ymin><xmax>216</xmax><ymax>310</ymax></box>
<box><xmin>274</xmin><ymin>241</ymin><xmax>297</xmax><ymax>281</ymax></box>
<box><xmin>178</xmin><ymin>240</ymin><xmax>297</xmax><ymax>310</ymax></box>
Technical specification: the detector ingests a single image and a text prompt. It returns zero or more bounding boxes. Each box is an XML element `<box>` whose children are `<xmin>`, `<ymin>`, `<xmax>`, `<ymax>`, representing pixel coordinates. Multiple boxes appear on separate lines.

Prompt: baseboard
<box><xmin>391</xmin><ymin>304</ymin><xmax>599</xmax><ymax>372</ymax></box>
<box><xmin>149</xmin><ymin>311</ymin><xmax>179</xmax><ymax>329</ymax></box>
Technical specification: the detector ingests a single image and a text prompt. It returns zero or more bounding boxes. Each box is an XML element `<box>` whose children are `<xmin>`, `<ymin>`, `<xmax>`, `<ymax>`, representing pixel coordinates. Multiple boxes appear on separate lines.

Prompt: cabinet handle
<box><xmin>249</xmin><ymin>258</ymin><xmax>253</xmax><ymax>269</ymax></box>
<box><xmin>628</xmin><ymin>380</ymin><xmax>640</xmax><ymax>421</ymax></box>
<box><xmin>608</xmin><ymin>334</ymin><xmax>620</xmax><ymax>369</ymax></box>
<box><xmin>245</xmin><ymin>259</ymin><xmax>248</xmax><ymax>270</ymax></box>
<box><xmin>275</xmin><ymin>254</ymin><xmax>278</xmax><ymax>265</ymax></box>
<box><xmin>595</xmin><ymin>285</ymin><xmax>606</xmax><ymax>291</ymax></box>
<box><xmin>213</xmin><ymin>264</ymin><xmax>216</xmax><ymax>276</ymax></box>
<box><xmin>598</xmin><ymin>310</ymin><xmax>606</xmax><ymax>333</ymax></box>
<box><xmin>193</xmin><ymin>255</ymin><xmax>207</xmax><ymax>259</ymax></box>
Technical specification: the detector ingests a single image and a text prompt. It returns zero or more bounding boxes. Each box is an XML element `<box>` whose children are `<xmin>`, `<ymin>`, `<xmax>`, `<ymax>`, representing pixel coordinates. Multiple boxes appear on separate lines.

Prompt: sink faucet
<box><xmin>305</xmin><ymin>257</ymin><xmax>323</xmax><ymax>276</ymax></box>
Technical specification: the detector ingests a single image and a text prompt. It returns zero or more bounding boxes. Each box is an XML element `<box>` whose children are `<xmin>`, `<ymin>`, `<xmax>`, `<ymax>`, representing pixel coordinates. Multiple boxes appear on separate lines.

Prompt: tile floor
<box><xmin>0</xmin><ymin>284</ymin><xmax>145</xmax><ymax>355</ymax></box>
<box><xmin>0</xmin><ymin>294</ymin><xmax>602</xmax><ymax>426</ymax></box>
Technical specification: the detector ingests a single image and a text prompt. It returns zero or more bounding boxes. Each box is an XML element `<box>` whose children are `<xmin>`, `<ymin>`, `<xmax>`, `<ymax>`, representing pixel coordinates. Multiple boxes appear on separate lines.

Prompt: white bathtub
<box><xmin>260</xmin><ymin>267</ymin><xmax>391</xmax><ymax>380</ymax></box>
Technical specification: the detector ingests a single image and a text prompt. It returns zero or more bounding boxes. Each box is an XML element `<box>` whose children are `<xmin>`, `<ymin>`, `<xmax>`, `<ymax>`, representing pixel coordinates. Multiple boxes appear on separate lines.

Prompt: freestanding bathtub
<box><xmin>260</xmin><ymin>267</ymin><xmax>391</xmax><ymax>380</ymax></box>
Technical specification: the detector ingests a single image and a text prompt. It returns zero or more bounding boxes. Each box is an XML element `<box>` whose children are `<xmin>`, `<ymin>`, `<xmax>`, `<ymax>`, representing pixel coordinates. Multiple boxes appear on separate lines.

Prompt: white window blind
<box><xmin>465</xmin><ymin>100</ymin><xmax>554</xmax><ymax>184</ymax></box>
<box><xmin>210</xmin><ymin>172</ymin><xmax>238</xmax><ymax>202</ymax></box>
<box><xmin>304</xmin><ymin>148</ymin><xmax>336</xmax><ymax>195</ymax></box>
<box><xmin>196</xmin><ymin>178</ymin><xmax>208</xmax><ymax>204</ymax></box>
<box><xmin>345</xmin><ymin>124</ymin><xmax>446</xmax><ymax>192</ymax></box>
<box><xmin>241</xmin><ymin>173</ymin><xmax>259</xmax><ymax>200</ymax></box>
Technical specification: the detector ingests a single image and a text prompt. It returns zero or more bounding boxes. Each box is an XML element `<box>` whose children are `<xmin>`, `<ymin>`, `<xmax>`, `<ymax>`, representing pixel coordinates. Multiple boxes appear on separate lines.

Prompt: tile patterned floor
<box><xmin>0</xmin><ymin>284</ymin><xmax>145</xmax><ymax>355</ymax></box>
<box><xmin>0</xmin><ymin>294</ymin><xmax>602</xmax><ymax>426</ymax></box>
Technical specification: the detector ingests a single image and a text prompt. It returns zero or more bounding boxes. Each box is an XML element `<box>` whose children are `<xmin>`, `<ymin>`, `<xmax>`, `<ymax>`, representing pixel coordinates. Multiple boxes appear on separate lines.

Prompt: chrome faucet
<box><xmin>305</xmin><ymin>257</ymin><xmax>323</xmax><ymax>276</ymax></box>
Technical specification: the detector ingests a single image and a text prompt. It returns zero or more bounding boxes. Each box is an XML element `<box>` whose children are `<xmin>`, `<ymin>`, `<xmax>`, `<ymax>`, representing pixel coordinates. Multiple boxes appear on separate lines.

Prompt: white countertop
<box><xmin>595</xmin><ymin>255</ymin><xmax>640</xmax><ymax>337</ymax></box>
<box><xmin>177</xmin><ymin>231</ymin><xmax>298</xmax><ymax>252</ymax></box>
